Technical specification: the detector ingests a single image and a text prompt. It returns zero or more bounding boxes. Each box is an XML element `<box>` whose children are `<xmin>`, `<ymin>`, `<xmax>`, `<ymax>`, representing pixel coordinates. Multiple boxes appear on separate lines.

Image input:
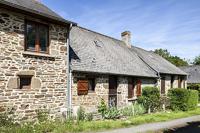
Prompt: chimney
<box><xmin>121</xmin><ymin>31</ymin><xmax>131</xmax><ymax>48</ymax></box>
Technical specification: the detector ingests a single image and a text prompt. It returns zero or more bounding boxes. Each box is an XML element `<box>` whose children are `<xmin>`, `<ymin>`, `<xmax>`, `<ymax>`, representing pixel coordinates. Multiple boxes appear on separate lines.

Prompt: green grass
<box><xmin>1</xmin><ymin>108</ymin><xmax>200</xmax><ymax>133</ymax></box>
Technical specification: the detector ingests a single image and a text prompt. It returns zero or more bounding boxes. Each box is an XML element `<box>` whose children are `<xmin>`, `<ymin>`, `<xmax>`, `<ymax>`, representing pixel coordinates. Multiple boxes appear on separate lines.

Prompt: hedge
<box><xmin>168</xmin><ymin>88</ymin><xmax>198</xmax><ymax>111</ymax></box>
<box><xmin>138</xmin><ymin>87</ymin><xmax>160</xmax><ymax>113</ymax></box>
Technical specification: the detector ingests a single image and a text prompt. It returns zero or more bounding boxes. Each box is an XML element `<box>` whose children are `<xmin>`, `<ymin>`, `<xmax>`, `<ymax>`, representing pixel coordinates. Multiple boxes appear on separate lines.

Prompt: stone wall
<box><xmin>0</xmin><ymin>9</ymin><xmax>68</xmax><ymax>121</ymax></box>
<box><xmin>158</xmin><ymin>75</ymin><xmax>187</xmax><ymax>95</ymax></box>
<box><xmin>71</xmin><ymin>73</ymin><xmax>156</xmax><ymax>113</ymax></box>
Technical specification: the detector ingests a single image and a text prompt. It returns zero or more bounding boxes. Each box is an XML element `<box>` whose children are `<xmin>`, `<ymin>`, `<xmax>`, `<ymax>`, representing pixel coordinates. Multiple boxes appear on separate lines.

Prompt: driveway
<box><xmin>99</xmin><ymin>115</ymin><xmax>200</xmax><ymax>133</ymax></box>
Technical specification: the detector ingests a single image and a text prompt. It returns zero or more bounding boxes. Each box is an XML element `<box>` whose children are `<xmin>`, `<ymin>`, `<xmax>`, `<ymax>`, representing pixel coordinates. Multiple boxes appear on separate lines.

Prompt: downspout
<box><xmin>67</xmin><ymin>23</ymin><xmax>73</xmax><ymax>118</ymax></box>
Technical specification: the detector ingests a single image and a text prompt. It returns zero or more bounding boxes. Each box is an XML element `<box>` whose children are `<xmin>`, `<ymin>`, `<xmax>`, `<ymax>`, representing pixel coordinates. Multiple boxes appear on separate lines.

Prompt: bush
<box><xmin>36</xmin><ymin>109</ymin><xmax>49</xmax><ymax>123</ymax></box>
<box><xmin>188</xmin><ymin>84</ymin><xmax>200</xmax><ymax>101</ymax></box>
<box><xmin>187</xmin><ymin>90</ymin><xmax>199</xmax><ymax>110</ymax></box>
<box><xmin>168</xmin><ymin>88</ymin><xmax>199</xmax><ymax>111</ymax></box>
<box><xmin>98</xmin><ymin>99</ymin><xmax>107</xmax><ymax>118</ymax></box>
<box><xmin>121</xmin><ymin>103</ymin><xmax>145</xmax><ymax>116</ymax></box>
<box><xmin>77</xmin><ymin>106</ymin><xmax>85</xmax><ymax>121</ymax></box>
<box><xmin>85</xmin><ymin>113</ymin><xmax>93</xmax><ymax>121</ymax></box>
<box><xmin>138</xmin><ymin>87</ymin><xmax>160</xmax><ymax>113</ymax></box>
<box><xmin>104</xmin><ymin>107</ymin><xmax>120</xmax><ymax>119</ymax></box>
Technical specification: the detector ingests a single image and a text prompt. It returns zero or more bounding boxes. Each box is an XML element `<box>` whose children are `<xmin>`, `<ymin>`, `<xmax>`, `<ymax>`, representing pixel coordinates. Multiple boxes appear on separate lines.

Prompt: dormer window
<box><xmin>25</xmin><ymin>20</ymin><xmax>49</xmax><ymax>53</ymax></box>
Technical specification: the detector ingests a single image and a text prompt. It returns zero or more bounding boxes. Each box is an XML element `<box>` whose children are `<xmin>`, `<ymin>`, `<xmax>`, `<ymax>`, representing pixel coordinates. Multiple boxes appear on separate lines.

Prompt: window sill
<box><xmin>128</xmin><ymin>97</ymin><xmax>137</xmax><ymax>101</ymax></box>
<box><xmin>22</xmin><ymin>51</ymin><xmax>55</xmax><ymax>59</ymax></box>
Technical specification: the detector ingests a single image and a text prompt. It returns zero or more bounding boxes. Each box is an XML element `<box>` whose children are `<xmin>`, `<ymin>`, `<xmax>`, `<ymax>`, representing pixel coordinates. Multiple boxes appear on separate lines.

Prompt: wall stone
<box><xmin>72</xmin><ymin>73</ymin><xmax>156</xmax><ymax>114</ymax></box>
<box><xmin>0</xmin><ymin>9</ymin><xmax>68</xmax><ymax>121</ymax></box>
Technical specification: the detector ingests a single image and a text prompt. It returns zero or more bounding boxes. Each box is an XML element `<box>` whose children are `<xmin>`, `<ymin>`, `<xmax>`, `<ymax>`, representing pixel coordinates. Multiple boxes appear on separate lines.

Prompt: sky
<box><xmin>41</xmin><ymin>0</ymin><xmax>200</xmax><ymax>61</ymax></box>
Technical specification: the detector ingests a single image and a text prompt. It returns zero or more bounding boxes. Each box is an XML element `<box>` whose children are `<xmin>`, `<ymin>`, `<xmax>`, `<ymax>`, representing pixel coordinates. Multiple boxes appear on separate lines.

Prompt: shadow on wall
<box><xmin>164</xmin><ymin>121</ymin><xmax>200</xmax><ymax>133</ymax></box>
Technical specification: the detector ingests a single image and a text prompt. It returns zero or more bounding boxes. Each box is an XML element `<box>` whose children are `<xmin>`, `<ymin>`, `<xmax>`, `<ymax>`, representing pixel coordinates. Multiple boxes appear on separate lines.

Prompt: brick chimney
<box><xmin>121</xmin><ymin>31</ymin><xmax>131</xmax><ymax>48</ymax></box>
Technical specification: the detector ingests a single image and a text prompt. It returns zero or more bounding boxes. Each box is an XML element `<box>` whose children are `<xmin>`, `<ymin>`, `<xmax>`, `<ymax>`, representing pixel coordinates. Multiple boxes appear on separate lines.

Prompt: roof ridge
<box><xmin>76</xmin><ymin>26</ymin><xmax>125</xmax><ymax>44</ymax></box>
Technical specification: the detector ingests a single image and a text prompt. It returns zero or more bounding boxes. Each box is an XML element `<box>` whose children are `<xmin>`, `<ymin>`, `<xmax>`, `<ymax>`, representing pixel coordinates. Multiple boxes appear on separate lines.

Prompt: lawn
<box><xmin>1</xmin><ymin>108</ymin><xmax>200</xmax><ymax>133</ymax></box>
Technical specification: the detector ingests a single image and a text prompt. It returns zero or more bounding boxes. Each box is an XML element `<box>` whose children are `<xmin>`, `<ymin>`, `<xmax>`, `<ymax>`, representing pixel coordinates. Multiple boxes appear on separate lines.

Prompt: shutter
<box><xmin>136</xmin><ymin>80</ymin><xmax>141</xmax><ymax>96</ymax></box>
<box><xmin>77</xmin><ymin>80</ymin><xmax>88</xmax><ymax>95</ymax></box>
<box><xmin>128</xmin><ymin>78</ymin><xmax>134</xmax><ymax>98</ymax></box>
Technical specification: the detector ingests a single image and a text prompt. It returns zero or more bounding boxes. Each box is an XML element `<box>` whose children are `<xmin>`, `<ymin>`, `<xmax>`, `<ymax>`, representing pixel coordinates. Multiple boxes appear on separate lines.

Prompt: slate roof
<box><xmin>180</xmin><ymin>65</ymin><xmax>200</xmax><ymax>84</ymax></box>
<box><xmin>0</xmin><ymin>0</ymin><xmax>76</xmax><ymax>25</ymax></box>
<box><xmin>70</xmin><ymin>26</ymin><xmax>158</xmax><ymax>78</ymax></box>
<box><xmin>132</xmin><ymin>47</ymin><xmax>187</xmax><ymax>75</ymax></box>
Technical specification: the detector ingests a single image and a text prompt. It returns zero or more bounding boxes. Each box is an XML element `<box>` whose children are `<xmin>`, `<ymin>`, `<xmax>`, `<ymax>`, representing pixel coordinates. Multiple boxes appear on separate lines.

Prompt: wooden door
<box><xmin>109</xmin><ymin>76</ymin><xmax>117</xmax><ymax>107</ymax></box>
<box><xmin>128</xmin><ymin>78</ymin><xmax>134</xmax><ymax>98</ymax></box>
<box><xmin>161</xmin><ymin>77</ymin><xmax>165</xmax><ymax>94</ymax></box>
<box><xmin>178</xmin><ymin>77</ymin><xmax>181</xmax><ymax>88</ymax></box>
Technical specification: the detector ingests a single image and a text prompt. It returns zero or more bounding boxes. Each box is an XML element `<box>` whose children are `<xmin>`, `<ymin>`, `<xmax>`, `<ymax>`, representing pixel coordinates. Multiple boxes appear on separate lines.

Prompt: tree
<box><xmin>193</xmin><ymin>55</ymin><xmax>200</xmax><ymax>65</ymax></box>
<box><xmin>154</xmin><ymin>49</ymin><xmax>188</xmax><ymax>67</ymax></box>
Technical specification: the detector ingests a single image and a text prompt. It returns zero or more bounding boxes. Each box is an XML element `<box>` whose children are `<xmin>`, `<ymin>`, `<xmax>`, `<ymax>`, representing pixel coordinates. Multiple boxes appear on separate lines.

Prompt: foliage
<box><xmin>104</xmin><ymin>107</ymin><xmax>121</xmax><ymax>119</ymax></box>
<box><xmin>98</xmin><ymin>99</ymin><xmax>107</xmax><ymax>118</ymax></box>
<box><xmin>36</xmin><ymin>109</ymin><xmax>49</xmax><ymax>123</ymax></box>
<box><xmin>85</xmin><ymin>113</ymin><xmax>93</xmax><ymax>121</ymax></box>
<box><xmin>77</xmin><ymin>106</ymin><xmax>85</xmax><ymax>121</ymax></box>
<box><xmin>121</xmin><ymin>102</ymin><xmax>145</xmax><ymax>116</ymax></box>
<box><xmin>154</xmin><ymin>48</ymin><xmax>188</xmax><ymax>67</ymax></box>
<box><xmin>0</xmin><ymin>112</ymin><xmax>15</xmax><ymax>127</ymax></box>
<box><xmin>187</xmin><ymin>90</ymin><xmax>199</xmax><ymax>110</ymax></box>
<box><xmin>168</xmin><ymin>88</ymin><xmax>199</xmax><ymax>111</ymax></box>
<box><xmin>138</xmin><ymin>87</ymin><xmax>160</xmax><ymax>113</ymax></box>
<box><xmin>188</xmin><ymin>84</ymin><xmax>200</xmax><ymax>101</ymax></box>
<box><xmin>193</xmin><ymin>55</ymin><xmax>200</xmax><ymax>65</ymax></box>
<box><xmin>1</xmin><ymin>108</ymin><xmax>200</xmax><ymax>133</ymax></box>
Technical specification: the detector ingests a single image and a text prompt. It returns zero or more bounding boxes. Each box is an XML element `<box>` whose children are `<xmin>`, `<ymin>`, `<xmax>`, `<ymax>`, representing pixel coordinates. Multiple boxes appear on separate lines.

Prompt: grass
<box><xmin>1</xmin><ymin>108</ymin><xmax>200</xmax><ymax>133</ymax></box>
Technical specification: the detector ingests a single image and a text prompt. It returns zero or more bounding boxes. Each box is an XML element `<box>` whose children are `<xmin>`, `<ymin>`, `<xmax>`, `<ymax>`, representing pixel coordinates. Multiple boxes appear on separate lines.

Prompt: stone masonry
<box><xmin>0</xmin><ymin>9</ymin><xmax>68</xmax><ymax>121</ymax></box>
<box><xmin>71</xmin><ymin>72</ymin><xmax>156</xmax><ymax>114</ymax></box>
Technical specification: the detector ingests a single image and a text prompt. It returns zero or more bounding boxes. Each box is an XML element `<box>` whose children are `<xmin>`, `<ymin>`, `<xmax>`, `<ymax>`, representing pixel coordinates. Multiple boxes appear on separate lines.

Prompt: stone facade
<box><xmin>71</xmin><ymin>72</ymin><xmax>156</xmax><ymax>114</ymax></box>
<box><xmin>158</xmin><ymin>75</ymin><xmax>187</xmax><ymax>94</ymax></box>
<box><xmin>0</xmin><ymin>9</ymin><xmax>68</xmax><ymax>121</ymax></box>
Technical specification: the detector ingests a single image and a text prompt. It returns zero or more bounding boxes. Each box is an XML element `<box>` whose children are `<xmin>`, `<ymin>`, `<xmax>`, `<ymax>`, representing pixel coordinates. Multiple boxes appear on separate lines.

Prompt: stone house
<box><xmin>0</xmin><ymin>0</ymin><xmax>76</xmax><ymax>120</ymax></box>
<box><xmin>0</xmin><ymin>0</ymin><xmax>187</xmax><ymax>119</ymax></box>
<box><xmin>70</xmin><ymin>26</ymin><xmax>187</xmax><ymax>113</ymax></box>
<box><xmin>180</xmin><ymin>65</ymin><xmax>200</xmax><ymax>87</ymax></box>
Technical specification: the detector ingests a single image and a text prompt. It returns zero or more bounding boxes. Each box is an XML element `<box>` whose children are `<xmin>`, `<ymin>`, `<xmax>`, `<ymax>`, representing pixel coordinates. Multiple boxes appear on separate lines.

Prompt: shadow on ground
<box><xmin>164</xmin><ymin>121</ymin><xmax>200</xmax><ymax>133</ymax></box>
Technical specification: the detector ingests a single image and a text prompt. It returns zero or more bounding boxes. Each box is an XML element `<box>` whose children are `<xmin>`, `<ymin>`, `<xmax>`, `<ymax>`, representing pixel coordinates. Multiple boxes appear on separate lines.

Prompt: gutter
<box><xmin>67</xmin><ymin>23</ymin><xmax>73</xmax><ymax>118</ymax></box>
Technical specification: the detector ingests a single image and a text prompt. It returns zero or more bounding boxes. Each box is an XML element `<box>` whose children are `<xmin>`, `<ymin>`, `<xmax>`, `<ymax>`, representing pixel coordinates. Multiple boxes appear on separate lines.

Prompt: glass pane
<box><xmin>26</xmin><ymin>22</ymin><xmax>36</xmax><ymax>51</ymax></box>
<box><xmin>39</xmin><ymin>25</ymin><xmax>48</xmax><ymax>52</ymax></box>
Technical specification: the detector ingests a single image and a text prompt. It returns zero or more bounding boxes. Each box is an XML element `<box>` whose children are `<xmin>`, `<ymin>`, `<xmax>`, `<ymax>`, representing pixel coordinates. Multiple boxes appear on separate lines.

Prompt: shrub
<box><xmin>187</xmin><ymin>90</ymin><xmax>198</xmax><ymax>110</ymax></box>
<box><xmin>121</xmin><ymin>102</ymin><xmax>145</xmax><ymax>116</ymax></box>
<box><xmin>98</xmin><ymin>99</ymin><xmax>107</xmax><ymax>118</ymax></box>
<box><xmin>36</xmin><ymin>109</ymin><xmax>49</xmax><ymax>123</ymax></box>
<box><xmin>0</xmin><ymin>113</ymin><xmax>15</xmax><ymax>127</ymax></box>
<box><xmin>188</xmin><ymin>84</ymin><xmax>200</xmax><ymax>101</ymax></box>
<box><xmin>104</xmin><ymin>107</ymin><xmax>120</xmax><ymax>119</ymax></box>
<box><xmin>168</xmin><ymin>88</ymin><xmax>199</xmax><ymax>111</ymax></box>
<box><xmin>85</xmin><ymin>113</ymin><xmax>93</xmax><ymax>121</ymax></box>
<box><xmin>77</xmin><ymin>106</ymin><xmax>85</xmax><ymax>121</ymax></box>
<box><xmin>138</xmin><ymin>87</ymin><xmax>160</xmax><ymax>113</ymax></box>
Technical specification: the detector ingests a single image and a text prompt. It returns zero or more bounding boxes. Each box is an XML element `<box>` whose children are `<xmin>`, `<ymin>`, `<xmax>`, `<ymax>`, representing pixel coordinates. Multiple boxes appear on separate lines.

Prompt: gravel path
<box><xmin>99</xmin><ymin>115</ymin><xmax>200</xmax><ymax>133</ymax></box>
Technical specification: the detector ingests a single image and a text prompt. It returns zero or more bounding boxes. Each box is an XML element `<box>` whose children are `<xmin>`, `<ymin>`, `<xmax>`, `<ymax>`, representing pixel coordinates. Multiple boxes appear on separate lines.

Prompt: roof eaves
<box><xmin>0</xmin><ymin>0</ymin><xmax>77</xmax><ymax>26</ymax></box>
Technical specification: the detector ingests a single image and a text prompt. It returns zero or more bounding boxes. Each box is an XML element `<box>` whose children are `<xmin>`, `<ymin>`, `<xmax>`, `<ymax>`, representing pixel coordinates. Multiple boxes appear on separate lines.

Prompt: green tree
<box><xmin>154</xmin><ymin>49</ymin><xmax>188</xmax><ymax>67</ymax></box>
<box><xmin>193</xmin><ymin>55</ymin><xmax>200</xmax><ymax>65</ymax></box>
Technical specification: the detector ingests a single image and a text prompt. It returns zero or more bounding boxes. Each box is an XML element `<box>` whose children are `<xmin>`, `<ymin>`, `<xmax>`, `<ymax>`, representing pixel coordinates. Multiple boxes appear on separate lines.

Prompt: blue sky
<box><xmin>42</xmin><ymin>0</ymin><xmax>200</xmax><ymax>61</ymax></box>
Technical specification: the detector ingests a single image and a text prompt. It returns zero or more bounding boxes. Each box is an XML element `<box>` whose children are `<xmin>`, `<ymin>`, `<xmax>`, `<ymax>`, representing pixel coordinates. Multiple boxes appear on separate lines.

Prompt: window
<box><xmin>88</xmin><ymin>78</ymin><xmax>95</xmax><ymax>92</ymax></box>
<box><xmin>109</xmin><ymin>76</ymin><xmax>117</xmax><ymax>90</ymax></box>
<box><xmin>128</xmin><ymin>78</ymin><xmax>135</xmax><ymax>98</ymax></box>
<box><xmin>171</xmin><ymin>76</ymin><xmax>174</xmax><ymax>88</ymax></box>
<box><xmin>77</xmin><ymin>78</ymin><xmax>95</xmax><ymax>95</ymax></box>
<box><xmin>136</xmin><ymin>80</ymin><xmax>142</xmax><ymax>96</ymax></box>
<box><xmin>25</xmin><ymin>20</ymin><xmax>49</xmax><ymax>53</ymax></box>
<box><xmin>19</xmin><ymin>76</ymin><xmax>32</xmax><ymax>89</ymax></box>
